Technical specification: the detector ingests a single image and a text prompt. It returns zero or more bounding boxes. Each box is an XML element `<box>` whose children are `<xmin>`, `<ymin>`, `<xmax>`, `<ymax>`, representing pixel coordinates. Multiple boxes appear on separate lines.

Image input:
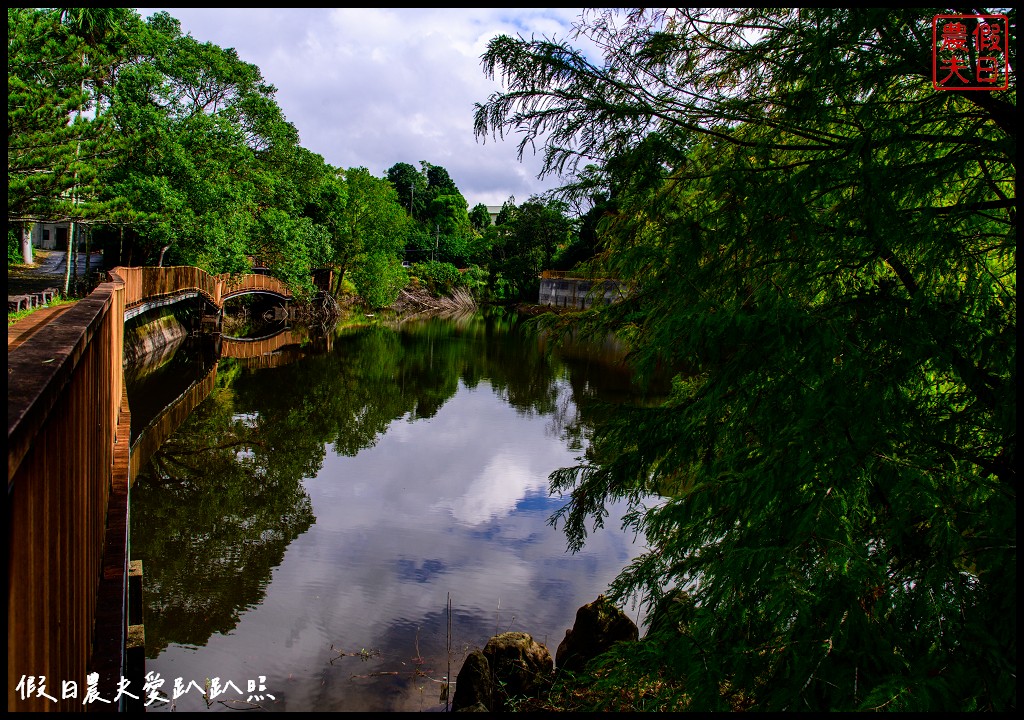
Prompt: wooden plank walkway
<box><xmin>8</xmin><ymin>304</ymin><xmax>77</xmax><ymax>351</ymax></box>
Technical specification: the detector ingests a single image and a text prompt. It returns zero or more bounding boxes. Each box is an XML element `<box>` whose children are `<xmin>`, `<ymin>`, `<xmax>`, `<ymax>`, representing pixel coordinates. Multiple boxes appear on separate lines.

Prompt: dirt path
<box><xmin>7</xmin><ymin>249</ymin><xmax>104</xmax><ymax>296</ymax></box>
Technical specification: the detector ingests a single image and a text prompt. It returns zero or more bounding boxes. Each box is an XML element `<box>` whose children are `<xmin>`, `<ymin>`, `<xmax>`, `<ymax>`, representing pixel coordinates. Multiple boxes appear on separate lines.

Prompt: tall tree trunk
<box><xmin>20</xmin><ymin>223</ymin><xmax>33</xmax><ymax>264</ymax></box>
<box><xmin>332</xmin><ymin>266</ymin><xmax>348</xmax><ymax>297</ymax></box>
<box><xmin>65</xmin><ymin>67</ymin><xmax>87</xmax><ymax>296</ymax></box>
<box><xmin>71</xmin><ymin>224</ymin><xmax>80</xmax><ymax>295</ymax></box>
<box><xmin>84</xmin><ymin>226</ymin><xmax>91</xmax><ymax>290</ymax></box>
<box><xmin>64</xmin><ymin>221</ymin><xmax>75</xmax><ymax>295</ymax></box>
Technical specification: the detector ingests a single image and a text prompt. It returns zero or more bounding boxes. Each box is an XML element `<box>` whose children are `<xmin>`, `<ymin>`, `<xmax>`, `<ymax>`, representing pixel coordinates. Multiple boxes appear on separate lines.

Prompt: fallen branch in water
<box><xmin>390</xmin><ymin>284</ymin><xmax>477</xmax><ymax>318</ymax></box>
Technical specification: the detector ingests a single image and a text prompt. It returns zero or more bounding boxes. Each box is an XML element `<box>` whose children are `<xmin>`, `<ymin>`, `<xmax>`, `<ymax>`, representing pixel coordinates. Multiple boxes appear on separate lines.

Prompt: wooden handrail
<box><xmin>8</xmin><ymin>271</ymin><xmax>127</xmax><ymax>711</ymax></box>
<box><xmin>7</xmin><ymin>263</ymin><xmax>297</xmax><ymax>712</ymax></box>
<box><xmin>114</xmin><ymin>266</ymin><xmax>293</xmax><ymax>312</ymax></box>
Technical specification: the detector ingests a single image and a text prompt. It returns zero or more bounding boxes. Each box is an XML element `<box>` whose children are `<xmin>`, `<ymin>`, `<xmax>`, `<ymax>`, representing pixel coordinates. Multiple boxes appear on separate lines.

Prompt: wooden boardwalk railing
<box><xmin>7</xmin><ymin>265</ymin><xmax>295</xmax><ymax>712</ymax></box>
<box><xmin>115</xmin><ymin>266</ymin><xmax>293</xmax><ymax>315</ymax></box>
<box><xmin>8</xmin><ymin>269</ymin><xmax>129</xmax><ymax>712</ymax></box>
<box><xmin>219</xmin><ymin>272</ymin><xmax>294</xmax><ymax>301</ymax></box>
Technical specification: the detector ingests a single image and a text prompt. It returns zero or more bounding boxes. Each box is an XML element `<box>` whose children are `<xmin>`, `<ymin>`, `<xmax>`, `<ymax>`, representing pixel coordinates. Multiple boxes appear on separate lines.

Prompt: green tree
<box><xmin>494</xmin><ymin>196</ymin><xmax>516</xmax><ymax>226</ymax></box>
<box><xmin>423</xmin><ymin>161</ymin><xmax>459</xmax><ymax>197</ymax></box>
<box><xmin>334</xmin><ymin>166</ymin><xmax>409</xmax><ymax>301</ymax></box>
<box><xmin>7</xmin><ymin>8</ymin><xmax>141</xmax><ymax>291</ymax></box>
<box><xmin>386</xmin><ymin>161</ymin><xmax>427</xmax><ymax>220</ymax></box>
<box><xmin>105</xmin><ymin>11</ymin><xmax>317</xmax><ymax>284</ymax></box>
<box><xmin>58</xmin><ymin>8</ymin><xmax>145</xmax><ymax>292</ymax></box>
<box><xmin>426</xmin><ymin>192</ymin><xmax>473</xmax><ymax>264</ymax></box>
<box><xmin>477</xmin><ymin>8</ymin><xmax>1015</xmax><ymax>711</ymax></box>
<box><xmin>488</xmin><ymin>196</ymin><xmax>572</xmax><ymax>300</ymax></box>
<box><xmin>386</xmin><ymin>160</ymin><xmax>475</xmax><ymax>267</ymax></box>
<box><xmin>349</xmin><ymin>251</ymin><xmax>408</xmax><ymax>308</ymax></box>
<box><xmin>552</xmin><ymin>193</ymin><xmax>609</xmax><ymax>272</ymax></box>
<box><xmin>469</xmin><ymin>202</ymin><xmax>492</xmax><ymax>233</ymax></box>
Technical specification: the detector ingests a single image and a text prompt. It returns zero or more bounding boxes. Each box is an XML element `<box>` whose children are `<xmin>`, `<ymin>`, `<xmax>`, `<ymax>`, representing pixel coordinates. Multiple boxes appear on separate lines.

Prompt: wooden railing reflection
<box><xmin>129</xmin><ymin>328</ymin><xmax>316</xmax><ymax>482</ymax></box>
<box><xmin>220</xmin><ymin>330</ymin><xmax>302</xmax><ymax>358</ymax></box>
<box><xmin>129</xmin><ymin>363</ymin><xmax>220</xmax><ymax>484</ymax></box>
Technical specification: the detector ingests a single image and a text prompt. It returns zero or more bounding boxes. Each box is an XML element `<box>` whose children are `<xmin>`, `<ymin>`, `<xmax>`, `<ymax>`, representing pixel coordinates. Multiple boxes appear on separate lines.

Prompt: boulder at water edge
<box><xmin>555</xmin><ymin>594</ymin><xmax>639</xmax><ymax>674</ymax></box>
<box><xmin>452</xmin><ymin>631</ymin><xmax>553</xmax><ymax>711</ymax></box>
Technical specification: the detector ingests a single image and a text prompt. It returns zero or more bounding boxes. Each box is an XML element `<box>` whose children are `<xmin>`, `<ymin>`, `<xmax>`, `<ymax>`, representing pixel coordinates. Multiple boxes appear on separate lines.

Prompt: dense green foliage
<box><xmin>7</xmin><ymin>8</ymin><xmax>415</xmax><ymax>303</ymax></box>
<box><xmin>7</xmin><ymin>8</ymin><xmax>138</xmax><ymax>226</ymax></box>
<box><xmin>380</xmin><ymin>160</ymin><xmax>588</xmax><ymax>302</ymax></box>
<box><xmin>385</xmin><ymin>160</ymin><xmax>477</xmax><ymax>266</ymax></box>
<box><xmin>477</xmin><ymin>8</ymin><xmax>1015</xmax><ymax>711</ymax></box>
<box><xmin>488</xmin><ymin>196</ymin><xmax>576</xmax><ymax>299</ymax></box>
<box><xmin>8</xmin><ymin>228</ymin><xmax>24</xmax><ymax>264</ymax></box>
<box><xmin>469</xmin><ymin>202</ymin><xmax>492</xmax><ymax>232</ymax></box>
<box><xmin>8</xmin><ymin>7</ymin><xmax>588</xmax><ymax>307</ymax></box>
<box><xmin>330</xmin><ymin>166</ymin><xmax>409</xmax><ymax>304</ymax></box>
<box><xmin>104</xmin><ymin>10</ymin><xmax>334</xmax><ymax>290</ymax></box>
<box><xmin>350</xmin><ymin>251</ymin><xmax>408</xmax><ymax>309</ymax></box>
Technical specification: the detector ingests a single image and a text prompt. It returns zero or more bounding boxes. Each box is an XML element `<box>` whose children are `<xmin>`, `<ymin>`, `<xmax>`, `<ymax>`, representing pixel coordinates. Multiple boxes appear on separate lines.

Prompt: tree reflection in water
<box><xmin>129</xmin><ymin>307</ymin><xmax>661</xmax><ymax>711</ymax></box>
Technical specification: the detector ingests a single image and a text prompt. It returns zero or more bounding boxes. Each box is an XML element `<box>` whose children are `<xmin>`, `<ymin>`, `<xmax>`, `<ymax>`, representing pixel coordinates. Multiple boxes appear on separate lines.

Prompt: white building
<box><xmin>30</xmin><ymin>222</ymin><xmax>70</xmax><ymax>250</ymax></box>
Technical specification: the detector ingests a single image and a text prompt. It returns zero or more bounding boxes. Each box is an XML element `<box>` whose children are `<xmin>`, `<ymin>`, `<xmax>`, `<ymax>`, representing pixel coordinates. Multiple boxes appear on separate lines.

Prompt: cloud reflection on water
<box><xmin>138</xmin><ymin>317</ymin><xmax>649</xmax><ymax>712</ymax></box>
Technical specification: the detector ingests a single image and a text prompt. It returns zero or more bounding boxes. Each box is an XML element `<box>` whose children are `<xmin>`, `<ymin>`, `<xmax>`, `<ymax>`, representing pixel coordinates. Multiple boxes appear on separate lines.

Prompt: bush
<box><xmin>410</xmin><ymin>260</ymin><xmax>462</xmax><ymax>297</ymax></box>
<box><xmin>8</xmin><ymin>227</ymin><xmax>25</xmax><ymax>264</ymax></box>
<box><xmin>350</xmin><ymin>252</ymin><xmax>408</xmax><ymax>309</ymax></box>
<box><xmin>460</xmin><ymin>264</ymin><xmax>489</xmax><ymax>299</ymax></box>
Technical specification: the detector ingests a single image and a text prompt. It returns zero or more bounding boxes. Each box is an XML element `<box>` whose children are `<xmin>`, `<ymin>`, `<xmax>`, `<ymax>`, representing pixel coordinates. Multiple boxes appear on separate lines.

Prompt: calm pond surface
<box><xmin>127</xmin><ymin>307</ymin><xmax>660</xmax><ymax>712</ymax></box>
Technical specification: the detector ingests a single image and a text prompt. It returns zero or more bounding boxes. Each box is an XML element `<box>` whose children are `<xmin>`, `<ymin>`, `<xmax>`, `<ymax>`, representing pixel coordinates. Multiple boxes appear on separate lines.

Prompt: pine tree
<box><xmin>478</xmin><ymin>8</ymin><xmax>1015</xmax><ymax>710</ymax></box>
<box><xmin>8</xmin><ymin>8</ymin><xmax>140</xmax><ymax>292</ymax></box>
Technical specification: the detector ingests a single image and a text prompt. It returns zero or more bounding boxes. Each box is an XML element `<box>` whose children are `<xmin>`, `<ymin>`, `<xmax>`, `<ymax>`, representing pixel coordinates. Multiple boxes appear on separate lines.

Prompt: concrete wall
<box><xmin>538</xmin><ymin>277</ymin><xmax>626</xmax><ymax>309</ymax></box>
<box><xmin>31</xmin><ymin>222</ymin><xmax>68</xmax><ymax>250</ymax></box>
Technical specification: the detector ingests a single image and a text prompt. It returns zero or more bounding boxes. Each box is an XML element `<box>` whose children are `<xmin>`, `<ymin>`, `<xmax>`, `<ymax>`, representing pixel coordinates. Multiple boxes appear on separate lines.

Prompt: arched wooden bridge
<box><xmin>117</xmin><ymin>266</ymin><xmax>294</xmax><ymax>320</ymax></box>
<box><xmin>6</xmin><ymin>265</ymin><xmax>302</xmax><ymax>712</ymax></box>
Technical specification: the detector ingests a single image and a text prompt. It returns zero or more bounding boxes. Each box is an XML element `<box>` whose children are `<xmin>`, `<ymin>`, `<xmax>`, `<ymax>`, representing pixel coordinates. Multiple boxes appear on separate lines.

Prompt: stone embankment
<box><xmin>123</xmin><ymin>309</ymin><xmax>191</xmax><ymax>369</ymax></box>
<box><xmin>538</xmin><ymin>276</ymin><xmax>626</xmax><ymax>310</ymax></box>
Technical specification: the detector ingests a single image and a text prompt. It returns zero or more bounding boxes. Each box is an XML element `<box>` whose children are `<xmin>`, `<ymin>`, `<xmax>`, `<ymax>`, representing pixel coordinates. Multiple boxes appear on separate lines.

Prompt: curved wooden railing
<box><xmin>116</xmin><ymin>266</ymin><xmax>222</xmax><ymax>308</ymax></box>
<box><xmin>220</xmin><ymin>272</ymin><xmax>294</xmax><ymax>302</ymax></box>
<box><xmin>115</xmin><ymin>266</ymin><xmax>293</xmax><ymax>316</ymax></box>
<box><xmin>8</xmin><ymin>269</ymin><xmax>131</xmax><ymax>711</ymax></box>
<box><xmin>7</xmin><ymin>265</ymin><xmax>295</xmax><ymax>712</ymax></box>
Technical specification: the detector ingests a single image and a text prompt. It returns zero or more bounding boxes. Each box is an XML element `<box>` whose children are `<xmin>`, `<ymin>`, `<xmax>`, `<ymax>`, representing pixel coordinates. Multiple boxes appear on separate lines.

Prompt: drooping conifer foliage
<box><xmin>476</xmin><ymin>8</ymin><xmax>1015</xmax><ymax>710</ymax></box>
<box><xmin>7</xmin><ymin>8</ymin><xmax>138</xmax><ymax>225</ymax></box>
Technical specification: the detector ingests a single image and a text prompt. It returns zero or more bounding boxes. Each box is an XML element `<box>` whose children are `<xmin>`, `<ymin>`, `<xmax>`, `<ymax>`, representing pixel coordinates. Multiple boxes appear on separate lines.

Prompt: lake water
<box><xmin>128</xmin><ymin>308</ymin><xmax>657</xmax><ymax>712</ymax></box>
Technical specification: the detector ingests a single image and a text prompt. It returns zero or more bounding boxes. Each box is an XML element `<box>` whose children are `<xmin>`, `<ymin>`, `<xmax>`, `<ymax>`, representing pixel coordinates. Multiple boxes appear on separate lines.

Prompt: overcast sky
<box><xmin>137</xmin><ymin>8</ymin><xmax>593</xmax><ymax>209</ymax></box>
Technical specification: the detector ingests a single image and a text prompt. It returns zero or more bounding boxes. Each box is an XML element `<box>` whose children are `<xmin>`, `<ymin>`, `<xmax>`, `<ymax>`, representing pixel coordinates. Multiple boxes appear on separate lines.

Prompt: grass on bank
<box><xmin>8</xmin><ymin>295</ymin><xmax>77</xmax><ymax>326</ymax></box>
